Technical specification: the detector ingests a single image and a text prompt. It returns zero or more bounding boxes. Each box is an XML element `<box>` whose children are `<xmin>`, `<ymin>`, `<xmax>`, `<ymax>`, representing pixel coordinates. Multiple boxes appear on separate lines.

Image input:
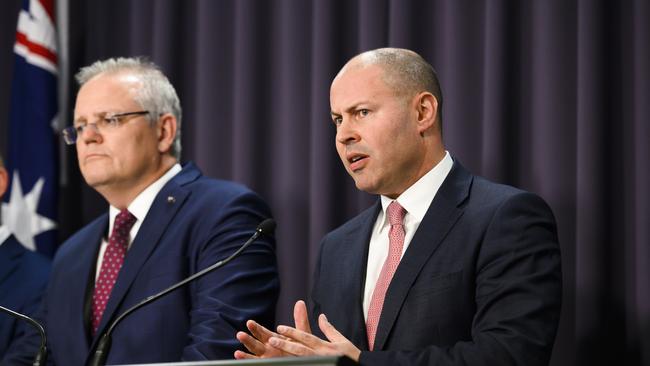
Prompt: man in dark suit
<box><xmin>0</xmin><ymin>155</ymin><xmax>51</xmax><ymax>361</ymax></box>
<box><xmin>4</xmin><ymin>58</ymin><xmax>279</xmax><ymax>365</ymax></box>
<box><xmin>236</xmin><ymin>48</ymin><xmax>562</xmax><ymax>366</ymax></box>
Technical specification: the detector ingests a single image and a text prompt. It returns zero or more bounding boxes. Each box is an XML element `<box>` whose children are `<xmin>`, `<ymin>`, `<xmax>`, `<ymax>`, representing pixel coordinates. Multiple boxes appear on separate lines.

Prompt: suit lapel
<box><xmin>66</xmin><ymin>216</ymin><xmax>107</xmax><ymax>353</ymax></box>
<box><xmin>373</xmin><ymin>161</ymin><xmax>473</xmax><ymax>350</ymax></box>
<box><xmin>336</xmin><ymin>202</ymin><xmax>380</xmax><ymax>350</ymax></box>
<box><xmin>91</xmin><ymin>164</ymin><xmax>199</xmax><ymax>345</ymax></box>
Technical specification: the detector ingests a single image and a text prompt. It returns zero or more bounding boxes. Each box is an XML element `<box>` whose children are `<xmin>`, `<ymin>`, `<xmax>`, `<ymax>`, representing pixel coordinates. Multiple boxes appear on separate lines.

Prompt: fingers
<box><xmin>246</xmin><ymin>319</ymin><xmax>278</xmax><ymax>343</ymax></box>
<box><xmin>318</xmin><ymin>313</ymin><xmax>345</xmax><ymax>342</ymax></box>
<box><xmin>268</xmin><ymin>335</ymin><xmax>316</xmax><ymax>357</ymax></box>
<box><xmin>294</xmin><ymin>300</ymin><xmax>312</xmax><ymax>334</ymax></box>
<box><xmin>236</xmin><ymin>331</ymin><xmax>267</xmax><ymax>356</ymax></box>
<box><xmin>234</xmin><ymin>349</ymin><xmax>258</xmax><ymax>360</ymax></box>
<box><xmin>261</xmin><ymin>314</ymin><xmax>361</xmax><ymax>362</ymax></box>
<box><xmin>277</xmin><ymin>324</ymin><xmax>325</xmax><ymax>350</ymax></box>
<box><xmin>317</xmin><ymin>314</ymin><xmax>362</xmax><ymax>362</ymax></box>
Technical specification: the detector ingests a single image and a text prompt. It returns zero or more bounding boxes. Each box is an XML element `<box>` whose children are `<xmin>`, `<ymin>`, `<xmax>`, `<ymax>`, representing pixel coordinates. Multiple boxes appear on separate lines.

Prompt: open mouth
<box><xmin>347</xmin><ymin>153</ymin><xmax>369</xmax><ymax>171</ymax></box>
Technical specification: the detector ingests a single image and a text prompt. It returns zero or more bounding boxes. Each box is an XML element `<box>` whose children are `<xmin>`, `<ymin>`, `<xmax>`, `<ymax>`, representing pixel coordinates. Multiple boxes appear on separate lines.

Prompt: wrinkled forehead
<box><xmin>330</xmin><ymin>63</ymin><xmax>395</xmax><ymax>110</ymax></box>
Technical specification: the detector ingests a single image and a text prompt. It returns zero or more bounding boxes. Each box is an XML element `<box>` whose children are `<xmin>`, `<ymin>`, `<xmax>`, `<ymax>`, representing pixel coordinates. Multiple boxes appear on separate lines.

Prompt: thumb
<box><xmin>318</xmin><ymin>314</ymin><xmax>345</xmax><ymax>342</ymax></box>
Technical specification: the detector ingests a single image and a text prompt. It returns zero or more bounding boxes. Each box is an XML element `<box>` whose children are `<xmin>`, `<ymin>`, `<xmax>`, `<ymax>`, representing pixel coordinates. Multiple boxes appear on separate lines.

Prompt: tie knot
<box><xmin>387</xmin><ymin>201</ymin><xmax>406</xmax><ymax>226</ymax></box>
<box><xmin>114</xmin><ymin>209</ymin><xmax>137</xmax><ymax>232</ymax></box>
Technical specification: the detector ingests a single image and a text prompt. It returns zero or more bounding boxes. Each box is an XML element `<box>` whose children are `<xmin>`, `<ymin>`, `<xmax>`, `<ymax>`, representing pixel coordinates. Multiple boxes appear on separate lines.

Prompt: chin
<box><xmin>353</xmin><ymin>181</ymin><xmax>378</xmax><ymax>195</ymax></box>
<box><xmin>83</xmin><ymin>178</ymin><xmax>106</xmax><ymax>189</ymax></box>
<box><xmin>81</xmin><ymin>171</ymin><xmax>111</xmax><ymax>188</ymax></box>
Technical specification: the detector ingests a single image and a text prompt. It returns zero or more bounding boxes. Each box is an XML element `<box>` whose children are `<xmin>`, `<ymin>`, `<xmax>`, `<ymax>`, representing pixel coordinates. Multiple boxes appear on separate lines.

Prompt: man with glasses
<box><xmin>6</xmin><ymin>57</ymin><xmax>279</xmax><ymax>365</ymax></box>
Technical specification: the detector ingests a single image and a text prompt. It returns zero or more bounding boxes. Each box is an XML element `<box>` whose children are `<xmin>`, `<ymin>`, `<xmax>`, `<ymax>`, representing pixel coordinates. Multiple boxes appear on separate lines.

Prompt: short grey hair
<box><xmin>351</xmin><ymin>48</ymin><xmax>443</xmax><ymax>130</ymax></box>
<box><xmin>75</xmin><ymin>57</ymin><xmax>182</xmax><ymax>159</ymax></box>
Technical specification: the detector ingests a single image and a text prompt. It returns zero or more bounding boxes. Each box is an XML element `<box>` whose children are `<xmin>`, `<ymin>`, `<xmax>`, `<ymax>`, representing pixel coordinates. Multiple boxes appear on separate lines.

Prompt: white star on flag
<box><xmin>1</xmin><ymin>170</ymin><xmax>57</xmax><ymax>251</ymax></box>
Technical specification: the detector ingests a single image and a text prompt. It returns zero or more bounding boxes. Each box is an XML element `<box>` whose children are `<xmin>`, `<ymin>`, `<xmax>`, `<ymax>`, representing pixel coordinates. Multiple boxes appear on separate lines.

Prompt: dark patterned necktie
<box><xmin>92</xmin><ymin>209</ymin><xmax>136</xmax><ymax>335</ymax></box>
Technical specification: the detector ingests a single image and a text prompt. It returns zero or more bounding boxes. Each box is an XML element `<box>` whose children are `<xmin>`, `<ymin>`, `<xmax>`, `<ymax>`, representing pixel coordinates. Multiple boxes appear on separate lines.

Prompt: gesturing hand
<box><xmin>234</xmin><ymin>300</ymin><xmax>314</xmax><ymax>359</ymax></box>
<box><xmin>235</xmin><ymin>300</ymin><xmax>361</xmax><ymax>362</ymax></box>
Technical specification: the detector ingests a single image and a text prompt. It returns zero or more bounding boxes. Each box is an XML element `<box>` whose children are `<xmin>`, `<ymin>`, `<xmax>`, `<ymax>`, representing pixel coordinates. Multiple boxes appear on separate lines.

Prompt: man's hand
<box><xmin>267</xmin><ymin>301</ymin><xmax>361</xmax><ymax>362</ymax></box>
<box><xmin>235</xmin><ymin>300</ymin><xmax>314</xmax><ymax>359</ymax></box>
<box><xmin>235</xmin><ymin>300</ymin><xmax>361</xmax><ymax>362</ymax></box>
<box><xmin>235</xmin><ymin>319</ymin><xmax>287</xmax><ymax>359</ymax></box>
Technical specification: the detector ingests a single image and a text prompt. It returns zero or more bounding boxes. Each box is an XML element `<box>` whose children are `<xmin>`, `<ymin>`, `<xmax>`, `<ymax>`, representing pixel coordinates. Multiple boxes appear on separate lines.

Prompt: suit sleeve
<box><xmin>1</xmin><ymin>258</ymin><xmax>51</xmax><ymax>366</ymax></box>
<box><xmin>181</xmin><ymin>190</ymin><xmax>280</xmax><ymax>360</ymax></box>
<box><xmin>359</xmin><ymin>192</ymin><xmax>562</xmax><ymax>366</ymax></box>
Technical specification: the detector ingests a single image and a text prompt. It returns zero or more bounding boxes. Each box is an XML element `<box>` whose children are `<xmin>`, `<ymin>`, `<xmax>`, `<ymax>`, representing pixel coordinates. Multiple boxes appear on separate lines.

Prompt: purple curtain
<box><xmin>0</xmin><ymin>0</ymin><xmax>648</xmax><ymax>364</ymax></box>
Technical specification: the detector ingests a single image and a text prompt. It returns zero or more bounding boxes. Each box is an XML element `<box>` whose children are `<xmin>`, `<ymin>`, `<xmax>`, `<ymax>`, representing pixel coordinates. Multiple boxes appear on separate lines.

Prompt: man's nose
<box><xmin>79</xmin><ymin>123</ymin><xmax>102</xmax><ymax>143</ymax></box>
<box><xmin>336</xmin><ymin>119</ymin><xmax>360</xmax><ymax>145</ymax></box>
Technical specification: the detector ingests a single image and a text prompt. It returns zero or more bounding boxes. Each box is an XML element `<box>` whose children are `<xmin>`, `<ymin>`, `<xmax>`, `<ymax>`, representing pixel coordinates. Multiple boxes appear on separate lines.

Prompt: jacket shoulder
<box><xmin>468</xmin><ymin>175</ymin><xmax>554</xmax><ymax>214</ymax></box>
<box><xmin>54</xmin><ymin>214</ymin><xmax>106</xmax><ymax>264</ymax></box>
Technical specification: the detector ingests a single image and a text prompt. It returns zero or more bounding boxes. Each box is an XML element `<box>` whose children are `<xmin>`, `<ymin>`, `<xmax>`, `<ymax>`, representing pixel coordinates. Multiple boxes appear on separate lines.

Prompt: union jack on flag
<box><xmin>2</xmin><ymin>0</ymin><xmax>59</xmax><ymax>257</ymax></box>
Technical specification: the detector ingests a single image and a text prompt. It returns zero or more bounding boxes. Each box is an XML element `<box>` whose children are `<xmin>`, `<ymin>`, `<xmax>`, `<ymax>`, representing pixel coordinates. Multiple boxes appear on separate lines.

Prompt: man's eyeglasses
<box><xmin>62</xmin><ymin>110</ymin><xmax>150</xmax><ymax>145</ymax></box>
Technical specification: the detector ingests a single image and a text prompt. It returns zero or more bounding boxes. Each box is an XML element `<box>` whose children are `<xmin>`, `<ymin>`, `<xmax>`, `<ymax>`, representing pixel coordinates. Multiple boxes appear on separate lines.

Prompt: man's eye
<box><xmin>358</xmin><ymin>109</ymin><xmax>369</xmax><ymax>117</ymax></box>
<box><xmin>74</xmin><ymin>125</ymin><xmax>85</xmax><ymax>133</ymax></box>
<box><xmin>103</xmin><ymin>116</ymin><xmax>120</xmax><ymax>126</ymax></box>
<box><xmin>333</xmin><ymin>117</ymin><xmax>342</xmax><ymax>126</ymax></box>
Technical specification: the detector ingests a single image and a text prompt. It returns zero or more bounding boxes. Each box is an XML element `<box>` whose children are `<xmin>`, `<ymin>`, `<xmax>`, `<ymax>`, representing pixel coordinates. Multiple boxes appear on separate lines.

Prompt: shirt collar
<box><xmin>108</xmin><ymin>163</ymin><xmax>182</xmax><ymax>232</ymax></box>
<box><xmin>379</xmin><ymin>151</ymin><xmax>453</xmax><ymax>225</ymax></box>
<box><xmin>0</xmin><ymin>225</ymin><xmax>10</xmax><ymax>247</ymax></box>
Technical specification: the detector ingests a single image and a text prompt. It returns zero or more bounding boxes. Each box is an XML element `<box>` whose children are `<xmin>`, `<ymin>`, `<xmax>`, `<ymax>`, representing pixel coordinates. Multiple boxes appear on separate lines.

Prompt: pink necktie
<box><xmin>366</xmin><ymin>201</ymin><xmax>406</xmax><ymax>350</ymax></box>
<box><xmin>92</xmin><ymin>209</ymin><xmax>136</xmax><ymax>335</ymax></box>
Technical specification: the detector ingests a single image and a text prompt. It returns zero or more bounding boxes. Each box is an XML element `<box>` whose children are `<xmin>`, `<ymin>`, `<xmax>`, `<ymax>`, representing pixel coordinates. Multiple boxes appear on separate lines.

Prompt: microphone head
<box><xmin>257</xmin><ymin>218</ymin><xmax>276</xmax><ymax>237</ymax></box>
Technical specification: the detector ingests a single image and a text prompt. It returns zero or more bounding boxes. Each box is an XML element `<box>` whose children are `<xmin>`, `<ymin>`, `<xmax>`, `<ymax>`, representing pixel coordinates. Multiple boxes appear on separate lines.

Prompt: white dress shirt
<box><xmin>362</xmin><ymin>151</ymin><xmax>453</xmax><ymax>320</ymax></box>
<box><xmin>0</xmin><ymin>225</ymin><xmax>10</xmax><ymax>247</ymax></box>
<box><xmin>95</xmin><ymin>164</ymin><xmax>182</xmax><ymax>280</ymax></box>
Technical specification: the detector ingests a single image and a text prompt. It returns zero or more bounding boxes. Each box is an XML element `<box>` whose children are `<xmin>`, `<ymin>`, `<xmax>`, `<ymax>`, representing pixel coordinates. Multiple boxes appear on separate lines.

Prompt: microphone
<box><xmin>0</xmin><ymin>305</ymin><xmax>47</xmax><ymax>366</ymax></box>
<box><xmin>89</xmin><ymin>218</ymin><xmax>276</xmax><ymax>366</ymax></box>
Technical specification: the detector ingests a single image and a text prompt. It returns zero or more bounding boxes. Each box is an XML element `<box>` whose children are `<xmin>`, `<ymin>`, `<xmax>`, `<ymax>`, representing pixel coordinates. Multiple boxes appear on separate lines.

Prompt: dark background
<box><xmin>1</xmin><ymin>1</ymin><xmax>648</xmax><ymax>365</ymax></box>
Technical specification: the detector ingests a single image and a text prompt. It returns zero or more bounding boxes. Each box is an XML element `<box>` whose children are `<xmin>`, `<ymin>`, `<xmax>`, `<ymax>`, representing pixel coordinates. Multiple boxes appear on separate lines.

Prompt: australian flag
<box><xmin>1</xmin><ymin>0</ymin><xmax>58</xmax><ymax>257</ymax></box>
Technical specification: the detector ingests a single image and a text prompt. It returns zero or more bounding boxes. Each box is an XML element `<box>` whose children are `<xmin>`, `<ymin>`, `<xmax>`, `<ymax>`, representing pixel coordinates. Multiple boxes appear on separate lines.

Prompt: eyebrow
<box><xmin>330</xmin><ymin>101</ymin><xmax>372</xmax><ymax>117</ymax></box>
<box><xmin>73</xmin><ymin>111</ymin><xmax>109</xmax><ymax>124</ymax></box>
<box><xmin>73</xmin><ymin>116</ymin><xmax>88</xmax><ymax>124</ymax></box>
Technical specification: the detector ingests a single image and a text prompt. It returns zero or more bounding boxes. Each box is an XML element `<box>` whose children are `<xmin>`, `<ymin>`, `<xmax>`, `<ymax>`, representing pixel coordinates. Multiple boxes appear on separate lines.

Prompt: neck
<box><xmin>384</xmin><ymin>145</ymin><xmax>445</xmax><ymax>199</ymax></box>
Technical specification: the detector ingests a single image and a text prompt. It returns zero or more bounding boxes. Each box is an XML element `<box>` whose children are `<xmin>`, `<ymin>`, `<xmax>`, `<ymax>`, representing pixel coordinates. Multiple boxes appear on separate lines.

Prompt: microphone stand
<box><xmin>89</xmin><ymin>219</ymin><xmax>275</xmax><ymax>366</ymax></box>
<box><xmin>0</xmin><ymin>305</ymin><xmax>47</xmax><ymax>366</ymax></box>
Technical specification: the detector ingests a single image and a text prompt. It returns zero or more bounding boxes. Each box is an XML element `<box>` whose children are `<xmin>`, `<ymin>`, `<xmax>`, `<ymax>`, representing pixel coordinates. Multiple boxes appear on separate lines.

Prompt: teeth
<box><xmin>351</xmin><ymin>156</ymin><xmax>362</xmax><ymax>163</ymax></box>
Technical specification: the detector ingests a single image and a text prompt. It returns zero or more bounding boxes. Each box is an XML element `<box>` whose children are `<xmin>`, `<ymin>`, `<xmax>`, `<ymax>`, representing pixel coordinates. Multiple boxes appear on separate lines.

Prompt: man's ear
<box><xmin>414</xmin><ymin>92</ymin><xmax>438</xmax><ymax>134</ymax></box>
<box><xmin>157</xmin><ymin>113</ymin><xmax>178</xmax><ymax>154</ymax></box>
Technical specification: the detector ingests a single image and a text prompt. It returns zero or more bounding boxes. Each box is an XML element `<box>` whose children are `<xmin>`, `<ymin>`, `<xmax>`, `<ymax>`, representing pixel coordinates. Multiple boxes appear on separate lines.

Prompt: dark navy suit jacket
<box><xmin>310</xmin><ymin>160</ymin><xmax>562</xmax><ymax>366</ymax></box>
<box><xmin>5</xmin><ymin>163</ymin><xmax>279</xmax><ymax>366</ymax></box>
<box><xmin>0</xmin><ymin>235</ymin><xmax>50</xmax><ymax>362</ymax></box>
